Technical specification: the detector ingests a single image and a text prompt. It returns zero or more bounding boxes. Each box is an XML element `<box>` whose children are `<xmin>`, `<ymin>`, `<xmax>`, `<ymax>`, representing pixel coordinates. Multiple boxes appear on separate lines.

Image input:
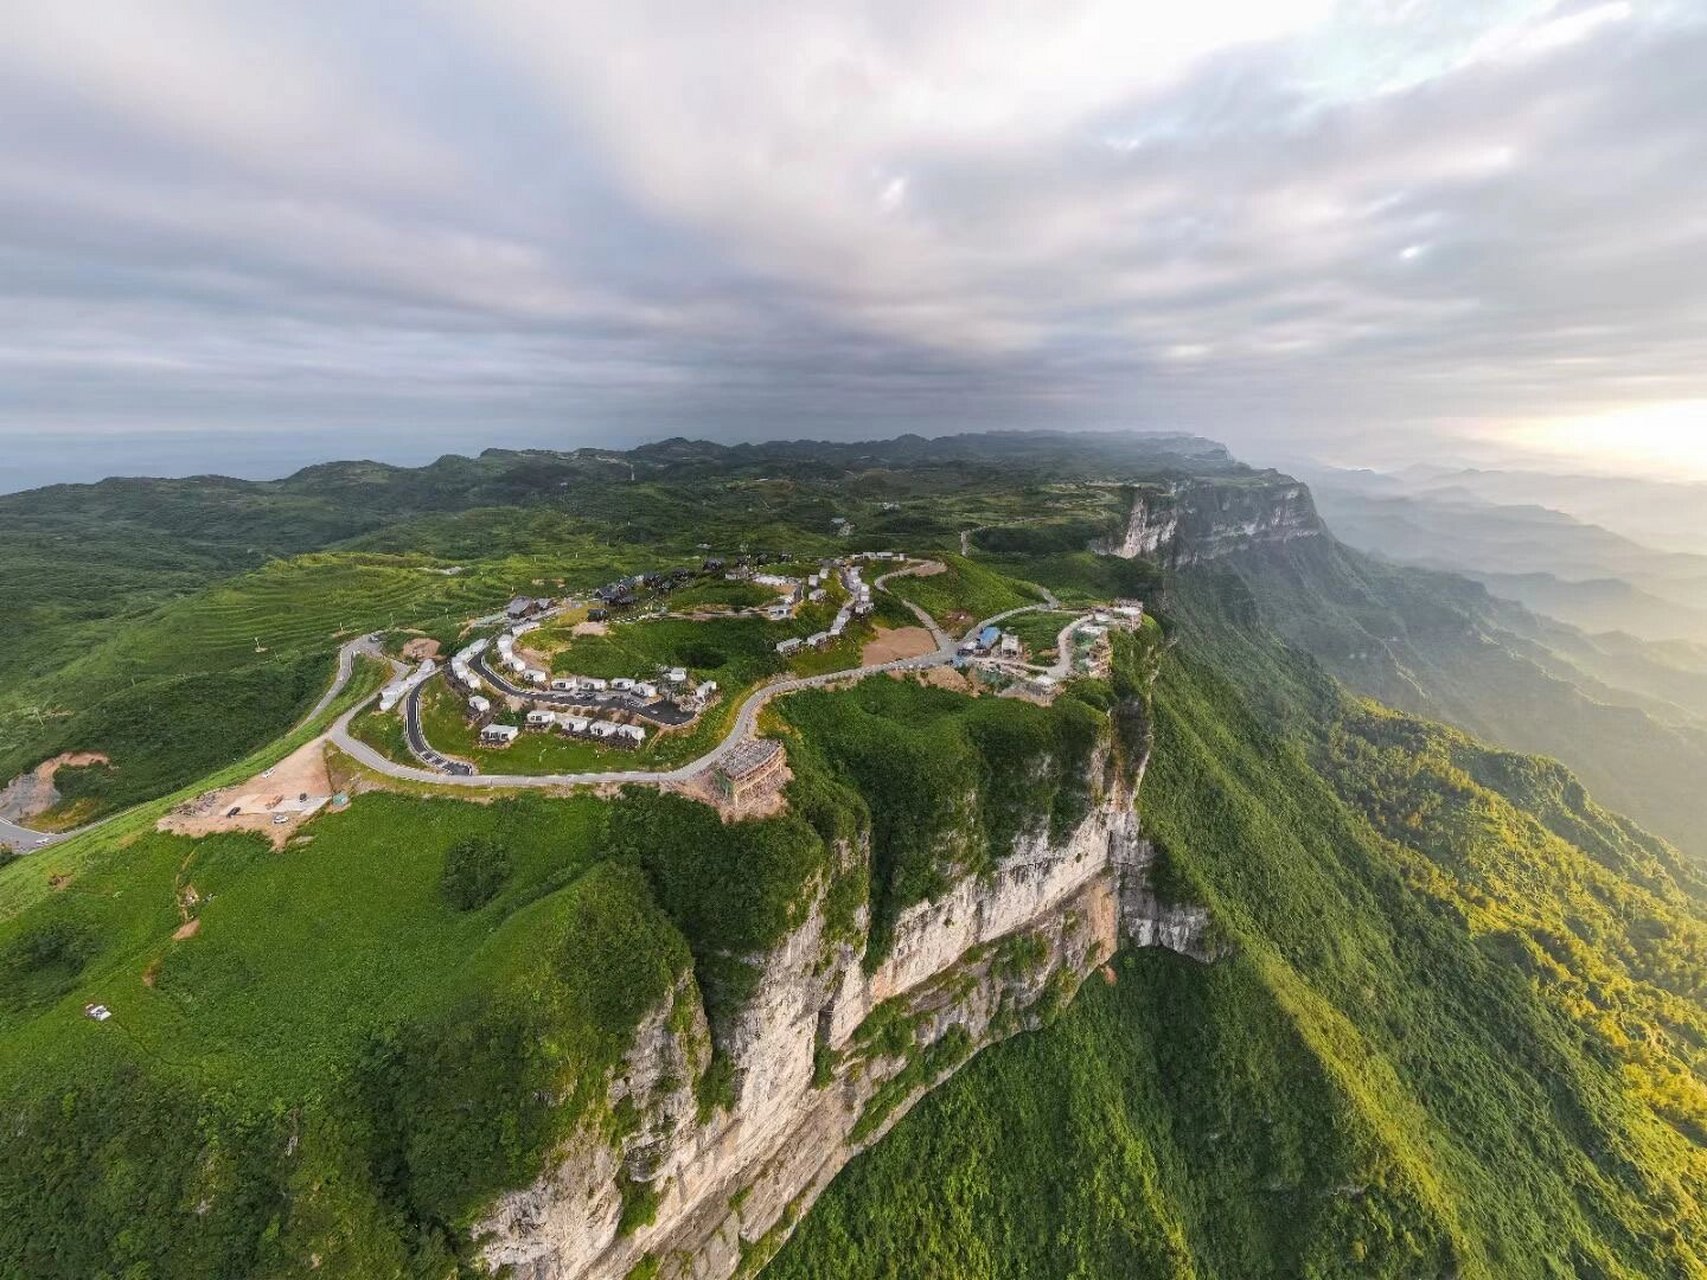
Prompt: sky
<box><xmin>4</xmin><ymin>0</ymin><xmax>1707</xmax><ymax>492</ymax></box>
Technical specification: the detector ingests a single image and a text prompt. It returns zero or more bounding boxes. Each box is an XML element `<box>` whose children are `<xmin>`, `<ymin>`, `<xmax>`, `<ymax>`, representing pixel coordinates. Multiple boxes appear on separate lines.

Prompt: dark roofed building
<box><xmin>712</xmin><ymin>739</ymin><xmax>787</xmax><ymax>807</ymax></box>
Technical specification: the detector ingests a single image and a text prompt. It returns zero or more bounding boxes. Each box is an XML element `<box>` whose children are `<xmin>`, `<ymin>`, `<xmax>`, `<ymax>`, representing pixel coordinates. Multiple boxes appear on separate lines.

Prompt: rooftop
<box><xmin>719</xmin><ymin>738</ymin><xmax>783</xmax><ymax>781</ymax></box>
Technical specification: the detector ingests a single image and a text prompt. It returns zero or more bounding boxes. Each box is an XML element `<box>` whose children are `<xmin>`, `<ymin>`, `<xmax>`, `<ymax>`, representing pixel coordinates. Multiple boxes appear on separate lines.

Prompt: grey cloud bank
<box><xmin>3</xmin><ymin>0</ymin><xmax>1706</xmax><ymax>491</ymax></box>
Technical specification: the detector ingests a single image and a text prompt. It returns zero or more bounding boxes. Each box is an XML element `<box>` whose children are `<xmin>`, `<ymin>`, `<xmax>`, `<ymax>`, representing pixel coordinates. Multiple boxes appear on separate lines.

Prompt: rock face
<box><xmin>1094</xmin><ymin>478</ymin><xmax>1322</xmax><ymax>566</ymax></box>
<box><xmin>480</xmin><ymin>771</ymin><xmax>1212</xmax><ymax>1279</ymax></box>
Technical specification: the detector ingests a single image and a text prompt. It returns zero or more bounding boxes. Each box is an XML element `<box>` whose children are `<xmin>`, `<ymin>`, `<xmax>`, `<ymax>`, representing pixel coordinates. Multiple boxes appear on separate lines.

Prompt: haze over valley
<box><xmin>5</xmin><ymin>4</ymin><xmax>1707</xmax><ymax>1278</ymax></box>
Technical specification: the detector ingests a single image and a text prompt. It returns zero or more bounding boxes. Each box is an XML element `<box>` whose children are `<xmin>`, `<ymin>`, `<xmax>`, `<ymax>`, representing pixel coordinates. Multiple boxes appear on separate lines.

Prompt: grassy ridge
<box><xmin>0</xmin><ymin>662</ymin><xmax>1122</xmax><ymax>1276</ymax></box>
<box><xmin>771</xmin><ymin>638</ymin><xmax>1707</xmax><ymax>1278</ymax></box>
<box><xmin>0</xmin><ymin>554</ymin><xmax>518</xmax><ymax>824</ymax></box>
<box><xmin>1179</xmin><ymin>536</ymin><xmax>1707</xmax><ymax>865</ymax></box>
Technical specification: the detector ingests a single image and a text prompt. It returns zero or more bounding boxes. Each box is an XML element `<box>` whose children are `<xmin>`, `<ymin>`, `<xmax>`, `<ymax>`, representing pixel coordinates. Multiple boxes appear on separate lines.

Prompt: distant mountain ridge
<box><xmin>1305</xmin><ymin>466</ymin><xmax>1707</xmax><ymax>643</ymax></box>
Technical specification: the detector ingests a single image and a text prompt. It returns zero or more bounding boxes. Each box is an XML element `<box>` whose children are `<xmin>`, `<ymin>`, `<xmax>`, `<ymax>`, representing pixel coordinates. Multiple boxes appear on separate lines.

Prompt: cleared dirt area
<box><xmin>571</xmin><ymin>620</ymin><xmax>609</xmax><ymax>636</ymax></box>
<box><xmin>918</xmin><ymin>665</ymin><xmax>974</xmax><ymax>693</ymax></box>
<box><xmin>400</xmin><ymin>636</ymin><xmax>441</xmax><ymax>661</ymax></box>
<box><xmin>0</xmin><ymin>751</ymin><xmax>109</xmax><ymax>824</ymax></box>
<box><xmin>861</xmin><ymin>625</ymin><xmax>937</xmax><ymax>665</ymax></box>
<box><xmin>159</xmin><ymin>737</ymin><xmax>337</xmax><ymax>849</ymax></box>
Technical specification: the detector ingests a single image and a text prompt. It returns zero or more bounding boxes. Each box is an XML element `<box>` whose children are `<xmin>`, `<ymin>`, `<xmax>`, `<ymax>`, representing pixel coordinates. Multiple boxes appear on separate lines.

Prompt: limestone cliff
<box><xmin>1093</xmin><ymin>477</ymin><xmax>1322</xmax><ymax>566</ymax></box>
<box><xmin>478</xmin><ymin>721</ymin><xmax>1208</xmax><ymax>1279</ymax></box>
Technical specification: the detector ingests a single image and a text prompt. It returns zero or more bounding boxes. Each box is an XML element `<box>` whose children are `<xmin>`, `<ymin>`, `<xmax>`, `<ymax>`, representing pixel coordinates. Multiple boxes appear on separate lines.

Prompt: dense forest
<box><xmin>773</xmin><ymin>609</ymin><xmax>1707</xmax><ymax>1278</ymax></box>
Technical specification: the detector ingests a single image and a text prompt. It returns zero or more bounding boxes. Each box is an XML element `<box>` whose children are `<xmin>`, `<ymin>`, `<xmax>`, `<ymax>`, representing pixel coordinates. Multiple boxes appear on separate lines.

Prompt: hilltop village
<box><xmin>352</xmin><ymin>548</ymin><xmax>1142</xmax><ymax>812</ymax></box>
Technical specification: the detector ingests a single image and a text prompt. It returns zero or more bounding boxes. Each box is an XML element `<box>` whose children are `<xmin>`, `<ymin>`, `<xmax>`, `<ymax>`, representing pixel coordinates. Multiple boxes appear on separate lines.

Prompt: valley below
<box><xmin>1</xmin><ymin>432</ymin><xmax>1703</xmax><ymax>1280</ymax></box>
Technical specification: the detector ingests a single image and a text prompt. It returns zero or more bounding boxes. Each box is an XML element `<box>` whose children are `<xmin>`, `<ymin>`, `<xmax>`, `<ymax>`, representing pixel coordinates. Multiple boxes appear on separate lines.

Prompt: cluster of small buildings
<box><xmin>501</xmin><ymin>711</ymin><xmax>649</xmax><ymax>748</ymax></box>
<box><xmin>961</xmin><ymin>625</ymin><xmax>1015</xmax><ymax>658</ymax></box>
<box><xmin>772</xmin><ymin>559</ymin><xmax>877</xmax><ymax>654</ymax></box>
<box><xmin>463</xmin><ymin>621</ymin><xmax>722</xmax><ymax>751</ymax></box>
<box><xmin>493</xmin><ymin>628</ymin><xmax>553</xmax><ymax>687</ymax></box>
<box><xmin>506</xmin><ymin>595</ymin><xmax>555</xmax><ymax>622</ymax></box>
<box><xmin>450</xmin><ymin>637</ymin><xmax>488</xmax><ymax>692</ymax></box>
<box><xmin>378</xmin><ymin>658</ymin><xmax>437</xmax><ymax>712</ymax></box>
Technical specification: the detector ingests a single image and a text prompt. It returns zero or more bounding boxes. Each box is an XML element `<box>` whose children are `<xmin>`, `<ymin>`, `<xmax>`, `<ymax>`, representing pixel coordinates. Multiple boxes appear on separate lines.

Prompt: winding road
<box><xmin>1</xmin><ymin>562</ymin><xmax>1089</xmax><ymax>850</ymax></box>
<box><xmin>0</xmin><ymin>633</ymin><xmax>395</xmax><ymax>852</ymax></box>
<box><xmin>330</xmin><ymin>562</ymin><xmax>1084</xmax><ymax>791</ymax></box>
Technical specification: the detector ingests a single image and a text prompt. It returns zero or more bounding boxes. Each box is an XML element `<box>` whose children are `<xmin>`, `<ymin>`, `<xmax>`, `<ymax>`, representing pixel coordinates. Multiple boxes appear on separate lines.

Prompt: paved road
<box><xmin>401</xmin><ymin>679</ymin><xmax>476</xmax><ymax>776</ymax></box>
<box><xmin>303</xmin><ymin>634</ymin><xmax>388</xmax><ymax>725</ymax></box>
<box><xmin>329</xmin><ymin>562</ymin><xmax>1079</xmax><ymax>792</ymax></box>
<box><xmin>0</xmin><ymin>814</ymin><xmax>58</xmax><ymax>853</ymax></box>
<box><xmin>872</xmin><ymin>560</ymin><xmax>952</xmax><ymax>648</ymax></box>
<box><xmin>0</xmin><ymin>633</ymin><xmax>389</xmax><ymax>853</ymax></box>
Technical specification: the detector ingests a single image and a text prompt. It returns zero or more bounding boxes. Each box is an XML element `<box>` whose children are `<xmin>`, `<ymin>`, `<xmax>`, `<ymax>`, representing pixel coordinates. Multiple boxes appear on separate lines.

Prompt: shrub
<box><xmin>438</xmin><ymin>835</ymin><xmax>512</xmax><ymax>911</ymax></box>
<box><xmin>1</xmin><ymin>918</ymin><xmax>100</xmax><ymax>1011</ymax></box>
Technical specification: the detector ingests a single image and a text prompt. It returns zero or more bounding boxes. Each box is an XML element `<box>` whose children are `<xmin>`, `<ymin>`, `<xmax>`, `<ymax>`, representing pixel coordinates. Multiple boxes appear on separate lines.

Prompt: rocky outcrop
<box><xmin>479</xmin><ymin>776</ymin><xmax>1211</xmax><ymax>1280</ymax></box>
<box><xmin>1094</xmin><ymin>477</ymin><xmax>1322</xmax><ymax>567</ymax></box>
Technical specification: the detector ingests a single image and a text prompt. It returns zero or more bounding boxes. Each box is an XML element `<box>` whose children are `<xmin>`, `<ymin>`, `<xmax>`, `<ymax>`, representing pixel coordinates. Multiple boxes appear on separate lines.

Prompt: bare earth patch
<box><xmin>919</xmin><ymin>666</ymin><xmax>973</xmax><ymax>693</ymax></box>
<box><xmin>400</xmin><ymin>636</ymin><xmax>441</xmax><ymax>661</ymax></box>
<box><xmin>571</xmin><ymin>620</ymin><xmax>610</xmax><ymax>636</ymax></box>
<box><xmin>861</xmin><ymin>626</ymin><xmax>937</xmax><ymax>665</ymax></box>
<box><xmin>158</xmin><ymin>738</ymin><xmax>336</xmax><ymax>849</ymax></box>
<box><xmin>172</xmin><ymin>918</ymin><xmax>202</xmax><ymax>941</ymax></box>
<box><xmin>0</xmin><ymin>751</ymin><xmax>110</xmax><ymax>824</ymax></box>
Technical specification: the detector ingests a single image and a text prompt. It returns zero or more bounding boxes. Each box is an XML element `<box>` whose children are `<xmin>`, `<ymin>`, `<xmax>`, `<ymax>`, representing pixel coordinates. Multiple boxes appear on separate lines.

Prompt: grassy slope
<box><xmin>883</xmin><ymin>554</ymin><xmax>1042</xmax><ymax>631</ymax></box>
<box><xmin>1187</xmin><ymin>536</ymin><xmax>1707</xmax><ymax>864</ymax></box>
<box><xmin>0</xmin><ymin>554</ymin><xmax>520</xmax><ymax>824</ymax></box>
<box><xmin>0</xmin><ymin>653</ymin><xmax>1113</xmax><ymax>1277</ymax></box>
<box><xmin>771</xmin><ymin>637</ymin><xmax>1707</xmax><ymax>1278</ymax></box>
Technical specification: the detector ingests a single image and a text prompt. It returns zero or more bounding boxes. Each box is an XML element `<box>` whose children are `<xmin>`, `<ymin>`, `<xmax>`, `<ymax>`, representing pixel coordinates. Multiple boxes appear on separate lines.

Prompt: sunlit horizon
<box><xmin>1494</xmin><ymin>400</ymin><xmax>1707</xmax><ymax>484</ymax></box>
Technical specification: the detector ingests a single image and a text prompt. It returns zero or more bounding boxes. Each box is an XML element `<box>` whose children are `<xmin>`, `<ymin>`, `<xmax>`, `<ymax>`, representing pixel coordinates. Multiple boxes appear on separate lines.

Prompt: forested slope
<box><xmin>1171</xmin><ymin>536</ymin><xmax>1707</xmax><ymax>865</ymax></box>
<box><xmin>771</xmin><ymin>610</ymin><xmax>1707</xmax><ymax>1278</ymax></box>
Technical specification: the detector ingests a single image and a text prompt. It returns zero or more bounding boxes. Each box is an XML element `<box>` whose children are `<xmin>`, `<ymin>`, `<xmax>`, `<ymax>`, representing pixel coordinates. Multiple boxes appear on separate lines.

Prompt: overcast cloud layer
<box><xmin>3</xmin><ymin>0</ymin><xmax>1706</xmax><ymax>489</ymax></box>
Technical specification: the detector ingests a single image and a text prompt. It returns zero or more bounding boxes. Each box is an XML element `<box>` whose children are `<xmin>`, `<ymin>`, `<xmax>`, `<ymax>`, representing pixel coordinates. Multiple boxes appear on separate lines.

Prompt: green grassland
<box><xmin>0</xmin><ymin>665</ymin><xmax>1118</xmax><ymax>1275</ymax></box>
<box><xmin>0</xmin><ymin>555</ymin><xmax>518</xmax><ymax>824</ymax></box>
<box><xmin>882</xmin><ymin>554</ymin><xmax>1044</xmax><ymax>630</ymax></box>
<box><xmin>665</xmin><ymin>578</ymin><xmax>778</xmax><ymax>611</ymax></box>
<box><xmin>6</xmin><ymin>430</ymin><xmax>1707</xmax><ymax>1279</ymax></box>
<box><xmin>772</xmin><ymin>613</ymin><xmax>1707</xmax><ymax>1279</ymax></box>
<box><xmin>1</xmin><ymin>432</ymin><xmax>1202</xmax><ymax>824</ymax></box>
<box><xmin>539</xmin><ymin>614</ymin><xmax>791</xmax><ymax>686</ymax></box>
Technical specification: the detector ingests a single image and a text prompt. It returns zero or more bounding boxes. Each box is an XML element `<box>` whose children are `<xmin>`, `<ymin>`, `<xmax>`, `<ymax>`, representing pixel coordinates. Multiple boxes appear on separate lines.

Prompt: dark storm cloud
<box><xmin>2</xmin><ymin>0</ymin><xmax>1704</xmax><ymax>488</ymax></box>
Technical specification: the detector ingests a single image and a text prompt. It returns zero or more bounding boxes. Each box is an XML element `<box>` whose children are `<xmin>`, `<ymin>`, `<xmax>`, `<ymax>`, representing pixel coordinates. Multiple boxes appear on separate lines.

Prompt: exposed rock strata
<box><xmin>1094</xmin><ymin>478</ymin><xmax>1322</xmax><ymax>566</ymax></box>
<box><xmin>481</xmin><ymin>785</ymin><xmax>1212</xmax><ymax>1279</ymax></box>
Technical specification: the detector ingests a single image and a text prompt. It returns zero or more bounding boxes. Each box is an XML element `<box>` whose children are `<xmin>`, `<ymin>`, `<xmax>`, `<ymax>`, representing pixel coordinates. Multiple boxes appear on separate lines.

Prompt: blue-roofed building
<box><xmin>977</xmin><ymin>624</ymin><xmax>1001</xmax><ymax>652</ymax></box>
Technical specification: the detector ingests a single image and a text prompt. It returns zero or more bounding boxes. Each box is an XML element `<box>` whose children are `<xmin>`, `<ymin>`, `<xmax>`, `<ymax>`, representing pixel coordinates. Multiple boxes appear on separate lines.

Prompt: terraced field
<box><xmin>0</xmin><ymin>554</ymin><xmax>518</xmax><ymax>824</ymax></box>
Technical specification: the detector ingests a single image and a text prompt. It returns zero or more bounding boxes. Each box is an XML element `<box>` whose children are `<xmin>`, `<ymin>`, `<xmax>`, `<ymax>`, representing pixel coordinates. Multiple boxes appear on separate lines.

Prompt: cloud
<box><xmin>1</xmin><ymin>0</ymin><xmax>1705</xmax><ymax>486</ymax></box>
